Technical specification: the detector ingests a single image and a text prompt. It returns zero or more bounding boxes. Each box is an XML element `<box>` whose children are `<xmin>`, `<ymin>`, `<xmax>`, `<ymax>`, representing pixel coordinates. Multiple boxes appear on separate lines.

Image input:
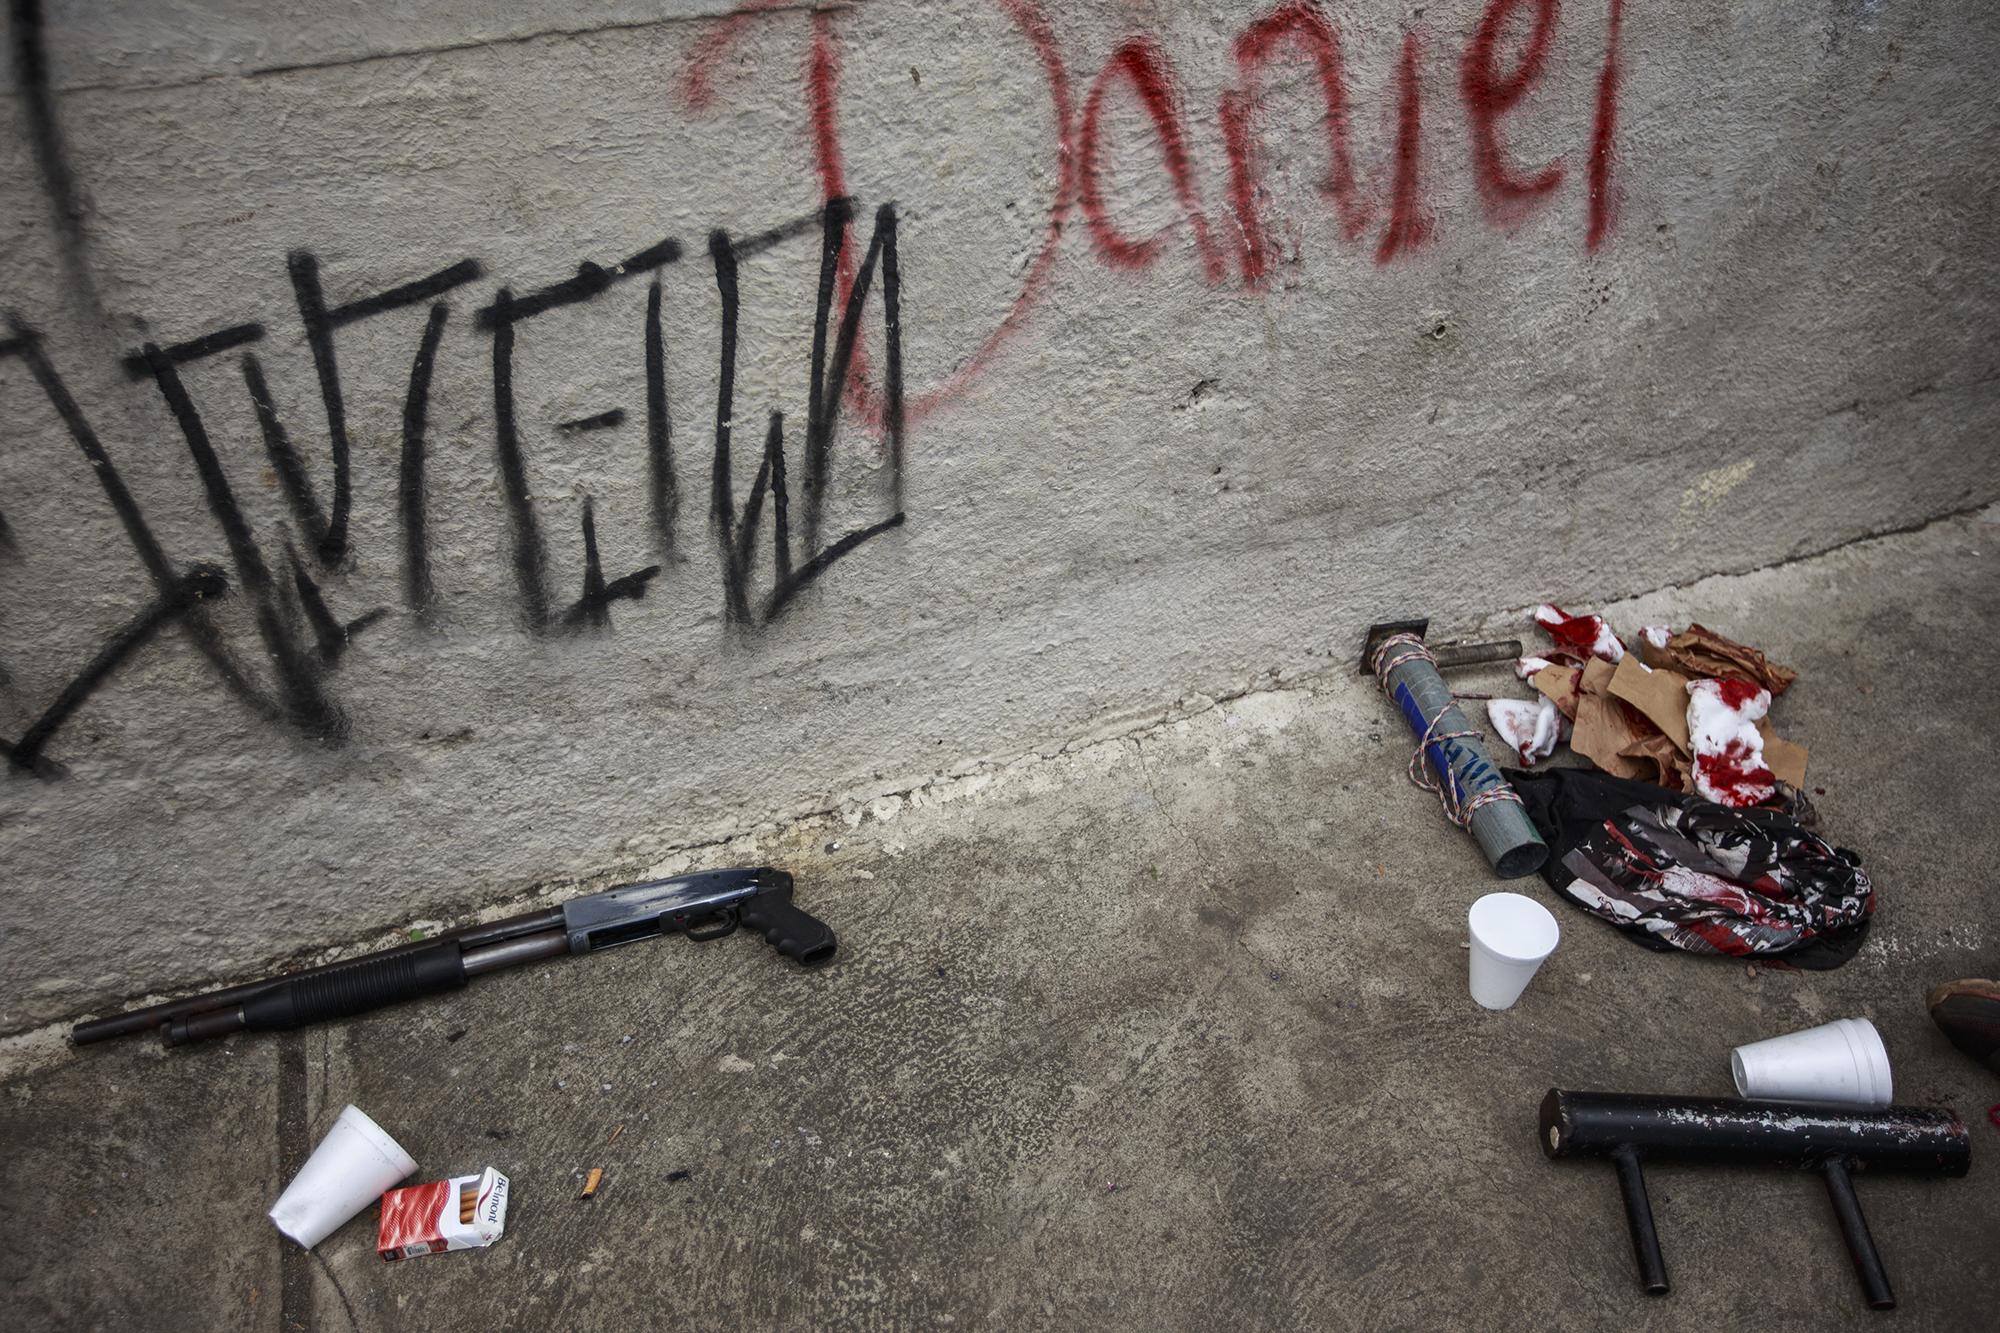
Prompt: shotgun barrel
<box><xmin>71</xmin><ymin>866</ymin><xmax>833</xmax><ymax>1048</ymax></box>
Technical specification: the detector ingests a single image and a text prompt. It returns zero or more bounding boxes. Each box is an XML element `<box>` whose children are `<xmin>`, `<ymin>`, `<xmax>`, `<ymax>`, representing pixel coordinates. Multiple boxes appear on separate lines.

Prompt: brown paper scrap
<box><xmin>1533</xmin><ymin>644</ymin><xmax>1806</xmax><ymax>793</ymax></box>
<box><xmin>1638</xmin><ymin>623</ymin><xmax>1799</xmax><ymax>696</ymax></box>
<box><xmin>1757</xmin><ymin>723</ymin><xmax>1809</xmax><ymax>788</ymax></box>
<box><xmin>1618</xmin><ymin>730</ymin><xmax>1691</xmax><ymax>791</ymax></box>
<box><xmin>1530</xmin><ymin>664</ymin><xmax>1585</xmax><ymax>721</ymax></box>
<box><xmin>1609</xmin><ymin>656</ymin><xmax>1807</xmax><ymax>786</ymax></box>
<box><xmin>1567</xmin><ymin>659</ymin><xmax>1657</xmax><ymax>783</ymax></box>
<box><xmin>1567</xmin><ymin>692</ymin><xmax>1644</xmax><ymax>780</ymax></box>
<box><xmin>1608</xmin><ymin>656</ymin><xmax>1693</xmax><ymax>752</ymax></box>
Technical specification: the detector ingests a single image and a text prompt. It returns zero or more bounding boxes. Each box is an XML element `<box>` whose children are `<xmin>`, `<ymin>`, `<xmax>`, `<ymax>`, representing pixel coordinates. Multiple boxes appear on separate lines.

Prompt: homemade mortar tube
<box><xmin>1539</xmin><ymin>1088</ymin><xmax>1972</xmax><ymax>1309</ymax></box>
<box><xmin>1378</xmin><ymin>648</ymin><xmax>1547</xmax><ymax>878</ymax></box>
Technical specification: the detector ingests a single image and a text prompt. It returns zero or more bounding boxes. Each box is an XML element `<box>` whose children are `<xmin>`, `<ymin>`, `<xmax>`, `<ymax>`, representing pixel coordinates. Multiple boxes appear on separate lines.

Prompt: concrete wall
<box><xmin>2</xmin><ymin>0</ymin><xmax>1995</xmax><ymax>1030</ymax></box>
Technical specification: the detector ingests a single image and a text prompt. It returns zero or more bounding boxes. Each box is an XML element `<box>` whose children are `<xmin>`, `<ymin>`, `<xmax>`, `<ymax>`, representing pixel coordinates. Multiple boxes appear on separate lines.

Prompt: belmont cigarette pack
<box><xmin>377</xmin><ymin>1168</ymin><xmax>509</xmax><ymax>1261</ymax></box>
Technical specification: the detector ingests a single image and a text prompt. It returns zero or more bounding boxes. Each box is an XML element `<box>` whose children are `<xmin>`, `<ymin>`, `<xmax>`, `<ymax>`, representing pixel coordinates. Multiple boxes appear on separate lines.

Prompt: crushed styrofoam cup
<box><xmin>1730</xmin><ymin>1017</ymin><xmax>1892</xmax><ymax>1108</ymax></box>
<box><xmin>1468</xmin><ymin>892</ymin><xmax>1560</xmax><ymax>1010</ymax></box>
<box><xmin>270</xmin><ymin>1105</ymin><xmax>417</xmax><ymax>1249</ymax></box>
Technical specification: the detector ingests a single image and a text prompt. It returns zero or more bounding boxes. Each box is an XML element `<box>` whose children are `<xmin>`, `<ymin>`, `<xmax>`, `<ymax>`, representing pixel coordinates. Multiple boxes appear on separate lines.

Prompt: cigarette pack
<box><xmin>377</xmin><ymin>1168</ymin><xmax>509</xmax><ymax>1261</ymax></box>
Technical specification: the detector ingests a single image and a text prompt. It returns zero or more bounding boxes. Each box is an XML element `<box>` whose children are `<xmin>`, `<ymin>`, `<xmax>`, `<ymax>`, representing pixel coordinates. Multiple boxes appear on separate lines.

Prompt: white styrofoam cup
<box><xmin>268</xmin><ymin>1104</ymin><xmax>417</xmax><ymax>1248</ymax></box>
<box><xmin>1730</xmin><ymin>1017</ymin><xmax>1892</xmax><ymax>1108</ymax></box>
<box><xmin>1468</xmin><ymin>892</ymin><xmax>1560</xmax><ymax>1010</ymax></box>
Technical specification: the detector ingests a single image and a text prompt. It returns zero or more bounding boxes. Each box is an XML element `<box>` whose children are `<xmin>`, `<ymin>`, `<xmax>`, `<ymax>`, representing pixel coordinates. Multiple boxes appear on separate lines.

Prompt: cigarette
<box><xmin>459</xmin><ymin>1184</ymin><xmax>477</xmax><ymax>1223</ymax></box>
<box><xmin>580</xmin><ymin>1168</ymin><xmax>603</xmax><ymax>1199</ymax></box>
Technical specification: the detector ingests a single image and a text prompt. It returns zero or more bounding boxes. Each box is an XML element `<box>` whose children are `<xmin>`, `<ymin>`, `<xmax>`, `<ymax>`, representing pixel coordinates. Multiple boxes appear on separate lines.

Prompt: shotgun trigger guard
<box><xmin>685</xmin><ymin>908</ymin><xmax>739</xmax><ymax>943</ymax></box>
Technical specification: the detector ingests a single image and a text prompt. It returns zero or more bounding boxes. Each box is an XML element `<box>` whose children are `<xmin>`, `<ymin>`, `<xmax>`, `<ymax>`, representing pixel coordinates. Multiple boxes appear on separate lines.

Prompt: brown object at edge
<box><xmin>1757</xmin><ymin>726</ymin><xmax>1810</xmax><ymax>789</ymax></box>
<box><xmin>1927</xmin><ymin>979</ymin><xmax>2000</xmax><ymax>1078</ymax></box>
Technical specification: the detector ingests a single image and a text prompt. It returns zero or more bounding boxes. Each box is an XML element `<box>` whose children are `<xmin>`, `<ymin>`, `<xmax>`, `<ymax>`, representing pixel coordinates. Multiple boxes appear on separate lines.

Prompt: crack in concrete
<box><xmin>1480</xmin><ymin>499</ymin><xmax>1999</xmax><ymax>636</ymax></box>
<box><xmin>308</xmin><ymin>1250</ymin><xmax>360</xmax><ymax>1333</ymax></box>
<box><xmin>1821</xmin><ymin>371</ymin><xmax>2000</xmax><ymax>422</ymax></box>
<box><xmin>1128</xmin><ymin>735</ymin><xmax>1186</xmax><ymax>844</ymax></box>
<box><xmin>5</xmin><ymin>2</ymin><xmax>859</xmax><ymax>99</ymax></box>
<box><xmin>275</xmin><ymin>1033</ymin><xmax>311</xmax><ymax>1333</ymax></box>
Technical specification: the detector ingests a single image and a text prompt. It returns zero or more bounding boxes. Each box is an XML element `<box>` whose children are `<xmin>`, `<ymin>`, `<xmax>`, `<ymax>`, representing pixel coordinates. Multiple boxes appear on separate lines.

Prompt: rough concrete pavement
<box><xmin>3</xmin><ymin>507</ymin><xmax>1996</xmax><ymax>1331</ymax></box>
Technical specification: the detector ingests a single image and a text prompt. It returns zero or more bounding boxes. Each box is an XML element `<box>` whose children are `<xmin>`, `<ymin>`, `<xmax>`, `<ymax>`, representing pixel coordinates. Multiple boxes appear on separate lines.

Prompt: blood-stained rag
<box><xmin>1507</xmin><ymin>767</ymin><xmax>1873</xmax><ymax>969</ymax></box>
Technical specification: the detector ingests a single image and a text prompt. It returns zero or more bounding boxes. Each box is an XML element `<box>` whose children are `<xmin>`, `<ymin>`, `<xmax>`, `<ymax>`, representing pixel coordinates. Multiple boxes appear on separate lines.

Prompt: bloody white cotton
<box><xmin>1685</xmin><ymin>677</ymin><xmax>1777</xmax><ymax>807</ymax></box>
<box><xmin>1488</xmin><ymin>697</ymin><xmax>1561</xmax><ymax>765</ymax></box>
<box><xmin>1533</xmin><ymin>604</ymin><xmax>1626</xmax><ymax>663</ymax></box>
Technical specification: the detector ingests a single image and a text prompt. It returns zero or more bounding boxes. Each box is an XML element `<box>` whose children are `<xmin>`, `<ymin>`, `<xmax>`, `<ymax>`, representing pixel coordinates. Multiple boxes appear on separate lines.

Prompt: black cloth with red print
<box><xmin>1507</xmin><ymin>767</ymin><xmax>1874</xmax><ymax>970</ymax></box>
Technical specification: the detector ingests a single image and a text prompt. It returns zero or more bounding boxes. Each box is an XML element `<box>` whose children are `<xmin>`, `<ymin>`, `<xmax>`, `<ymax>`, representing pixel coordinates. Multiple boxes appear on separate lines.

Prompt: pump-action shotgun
<box><xmin>72</xmin><ymin>867</ymin><xmax>834</xmax><ymax>1049</ymax></box>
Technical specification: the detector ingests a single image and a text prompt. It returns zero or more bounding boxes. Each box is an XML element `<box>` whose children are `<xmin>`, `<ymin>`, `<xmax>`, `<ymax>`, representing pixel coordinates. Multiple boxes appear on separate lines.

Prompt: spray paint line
<box><xmin>1461</xmin><ymin>0</ymin><xmax>1566</xmax><ymax>225</ymax></box>
<box><xmin>679</xmin><ymin>0</ymin><xmax>1077</xmax><ymax>432</ymax></box>
<box><xmin>1587</xmin><ymin>0</ymin><xmax>1627</xmax><ymax>252</ymax></box>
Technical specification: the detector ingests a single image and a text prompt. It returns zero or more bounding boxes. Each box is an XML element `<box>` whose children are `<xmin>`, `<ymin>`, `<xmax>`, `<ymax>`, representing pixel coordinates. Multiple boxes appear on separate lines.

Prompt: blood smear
<box><xmin>1686</xmin><ymin>677</ymin><xmax>1775</xmax><ymax>806</ymax></box>
<box><xmin>1534</xmin><ymin>604</ymin><xmax>1626</xmax><ymax>662</ymax></box>
<box><xmin>1713</xmin><ymin>677</ymin><xmax>1763</xmax><ymax>710</ymax></box>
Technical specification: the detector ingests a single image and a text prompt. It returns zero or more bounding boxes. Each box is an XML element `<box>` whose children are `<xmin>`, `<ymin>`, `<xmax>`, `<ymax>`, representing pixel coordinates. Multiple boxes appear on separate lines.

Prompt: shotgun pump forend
<box><xmin>69</xmin><ymin>867</ymin><xmax>834</xmax><ymax>1049</ymax></box>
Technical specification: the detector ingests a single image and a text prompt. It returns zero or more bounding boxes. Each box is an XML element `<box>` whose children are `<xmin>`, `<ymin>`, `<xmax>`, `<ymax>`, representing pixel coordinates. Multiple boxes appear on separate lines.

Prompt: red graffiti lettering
<box><xmin>808</xmin><ymin>11</ymin><xmax>845</xmax><ymax>200</ymax></box>
<box><xmin>676</xmin><ymin>0</ymin><xmax>794</xmax><ymax>111</ymax></box>
<box><xmin>1220</xmin><ymin>2</ymin><xmax>1365</xmax><ymax>288</ymax></box>
<box><xmin>1222</xmin><ymin>7</ymin><xmax>1435</xmax><ymax>280</ymax></box>
<box><xmin>681</xmin><ymin>1</ymin><xmax>1075</xmax><ymax>431</ymax></box>
<box><xmin>1079</xmin><ymin>37</ymin><xmax>1226</xmax><ymax>282</ymax></box>
<box><xmin>1462</xmin><ymin>0</ymin><xmax>1565</xmax><ymax>224</ymax></box>
<box><xmin>682</xmin><ymin>0</ymin><xmax>1625</xmax><ymax>417</ymax></box>
<box><xmin>1587</xmin><ymin>0</ymin><xmax>1626</xmax><ymax>251</ymax></box>
<box><xmin>1376</xmin><ymin>31</ymin><xmax>1432</xmax><ymax>264</ymax></box>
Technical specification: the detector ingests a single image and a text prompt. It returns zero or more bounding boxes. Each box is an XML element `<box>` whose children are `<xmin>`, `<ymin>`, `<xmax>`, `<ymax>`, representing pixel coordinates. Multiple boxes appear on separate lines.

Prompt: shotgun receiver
<box><xmin>71</xmin><ymin>867</ymin><xmax>834</xmax><ymax>1049</ymax></box>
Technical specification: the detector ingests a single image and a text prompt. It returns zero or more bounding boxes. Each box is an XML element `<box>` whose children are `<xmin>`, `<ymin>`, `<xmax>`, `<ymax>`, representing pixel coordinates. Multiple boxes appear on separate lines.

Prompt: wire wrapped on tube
<box><xmin>1368</xmin><ymin>632</ymin><xmax>1526</xmax><ymax>831</ymax></box>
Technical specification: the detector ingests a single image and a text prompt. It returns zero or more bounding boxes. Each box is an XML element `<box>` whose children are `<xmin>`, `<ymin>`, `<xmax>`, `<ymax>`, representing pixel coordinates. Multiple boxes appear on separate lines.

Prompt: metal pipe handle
<box><xmin>1823</xmin><ymin>1157</ymin><xmax>1896</xmax><ymax>1311</ymax></box>
<box><xmin>1612</xmin><ymin>1147</ymin><xmax>1670</xmax><ymax>1295</ymax></box>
